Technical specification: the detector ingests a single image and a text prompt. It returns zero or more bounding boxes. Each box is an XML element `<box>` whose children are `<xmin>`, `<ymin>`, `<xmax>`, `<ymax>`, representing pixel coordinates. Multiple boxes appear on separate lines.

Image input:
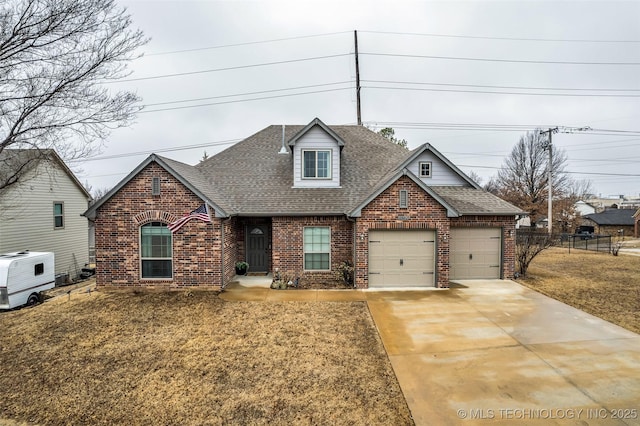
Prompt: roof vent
<box><xmin>278</xmin><ymin>124</ymin><xmax>288</xmax><ymax>154</ymax></box>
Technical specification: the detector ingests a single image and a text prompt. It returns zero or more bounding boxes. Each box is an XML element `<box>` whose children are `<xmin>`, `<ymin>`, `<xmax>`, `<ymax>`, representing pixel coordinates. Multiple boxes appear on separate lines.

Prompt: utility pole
<box><xmin>540</xmin><ymin>127</ymin><xmax>558</xmax><ymax>235</ymax></box>
<box><xmin>354</xmin><ymin>30</ymin><xmax>362</xmax><ymax>125</ymax></box>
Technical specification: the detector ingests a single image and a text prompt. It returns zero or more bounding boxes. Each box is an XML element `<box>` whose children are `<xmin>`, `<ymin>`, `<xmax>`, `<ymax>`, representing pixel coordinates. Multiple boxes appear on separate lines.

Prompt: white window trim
<box><xmin>139</xmin><ymin>222</ymin><xmax>173</xmax><ymax>280</ymax></box>
<box><xmin>302</xmin><ymin>149</ymin><xmax>332</xmax><ymax>180</ymax></box>
<box><xmin>53</xmin><ymin>201</ymin><xmax>64</xmax><ymax>229</ymax></box>
<box><xmin>419</xmin><ymin>161</ymin><xmax>432</xmax><ymax>178</ymax></box>
<box><xmin>303</xmin><ymin>226</ymin><xmax>331</xmax><ymax>271</ymax></box>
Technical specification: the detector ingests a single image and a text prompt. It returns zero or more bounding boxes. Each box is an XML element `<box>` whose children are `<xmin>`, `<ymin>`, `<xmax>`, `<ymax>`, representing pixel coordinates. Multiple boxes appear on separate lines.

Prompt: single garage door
<box><xmin>369</xmin><ymin>230</ymin><xmax>435</xmax><ymax>287</ymax></box>
<box><xmin>450</xmin><ymin>228</ymin><xmax>501</xmax><ymax>279</ymax></box>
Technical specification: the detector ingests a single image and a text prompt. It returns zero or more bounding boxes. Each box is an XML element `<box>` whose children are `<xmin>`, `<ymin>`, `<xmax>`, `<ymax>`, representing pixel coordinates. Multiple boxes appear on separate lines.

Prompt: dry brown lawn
<box><xmin>519</xmin><ymin>247</ymin><xmax>640</xmax><ymax>334</ymax></box>
<box><xmin>0</xmin><ymin>290</ymin><xmax>412</xmax><ymax>425</ymax></box>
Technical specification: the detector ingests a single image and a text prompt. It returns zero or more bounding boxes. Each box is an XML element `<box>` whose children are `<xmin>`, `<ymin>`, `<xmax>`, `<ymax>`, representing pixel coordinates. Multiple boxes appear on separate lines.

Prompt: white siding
<box><xmin>407</xmin><ymin>152</ymin><xmax>470</xmax><ymax>186</ymax></box>
<box><xmin>292</xmin><ymin>126</ymin><xmax>341</xmax><ymax>188</ymax></box>
<box><xmin>0</xmin><ymin>161</ymin><xmax>90</xmax><ymax>278</ymax></box>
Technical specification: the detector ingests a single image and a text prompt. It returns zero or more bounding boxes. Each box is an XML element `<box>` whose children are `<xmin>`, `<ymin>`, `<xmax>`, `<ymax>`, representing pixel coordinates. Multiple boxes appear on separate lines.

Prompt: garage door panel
<box><xmin>369</xmin><ymin>230</ymin><xmax>435</xmax><ymax>288</ymax></box>
<box><xmin>450</xmin><ymin>228</ymin><xmax>501</xmax><ymax>280</ymax></box>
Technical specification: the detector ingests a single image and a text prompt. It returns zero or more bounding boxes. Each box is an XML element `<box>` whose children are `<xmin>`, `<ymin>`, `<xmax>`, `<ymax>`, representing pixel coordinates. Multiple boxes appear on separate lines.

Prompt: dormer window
<box><xmin>419</xmin><ymin>161</ymin><xmax>432</xmax><ymax>178</ymax></box>
<box><xmin>303</xmin><ymin>150</ymin><xmax>331</xmax><ymax>179</ymax></box>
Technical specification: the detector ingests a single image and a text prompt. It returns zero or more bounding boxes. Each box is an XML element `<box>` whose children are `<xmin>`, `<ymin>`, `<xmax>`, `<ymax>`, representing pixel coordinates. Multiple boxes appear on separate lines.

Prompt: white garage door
<box><xmin>369</xmin><ymin>230</ymin><xmax>435</xmax><ymax>287</ymax></box>
<box><xmin>450</xmin><ymin>228</ymin><xmax>501</xmax><ymax>280</ymax></box>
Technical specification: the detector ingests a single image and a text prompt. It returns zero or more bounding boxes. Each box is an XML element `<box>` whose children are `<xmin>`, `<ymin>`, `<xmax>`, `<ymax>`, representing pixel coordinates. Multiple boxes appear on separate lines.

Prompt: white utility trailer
<box><xmin>0</xmin><ymin>251</ymin><xmax>55</xmax><ymax>309</ymax></box>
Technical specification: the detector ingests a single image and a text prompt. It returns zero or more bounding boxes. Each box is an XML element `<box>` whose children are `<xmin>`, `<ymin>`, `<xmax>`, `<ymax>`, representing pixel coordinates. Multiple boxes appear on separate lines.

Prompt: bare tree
<box><xmin>0</xmin><ymin>0</ymin><xmax>147</xmax><ymax>193</ymax></box>
<box><xmin>466</xmin><ymin>170</ymin><xmax>483</xmax><ymax>186</ymax></box>
<box><xmin>515</xmin><ymin>232</ymin><xmax>553</xmax><ymax>277</ymax></box>
<box><xmin>493</xmin><ymin>130</ymin><xmax>570</xmax><ymax>226</ymax></box>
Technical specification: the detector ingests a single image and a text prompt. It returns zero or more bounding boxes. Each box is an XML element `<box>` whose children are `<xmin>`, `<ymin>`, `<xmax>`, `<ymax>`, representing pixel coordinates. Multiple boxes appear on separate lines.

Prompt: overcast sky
<box><xmin>78</xmin><ymin>0</ymin><xmax>640</xmax><ymax>199</ymax></box>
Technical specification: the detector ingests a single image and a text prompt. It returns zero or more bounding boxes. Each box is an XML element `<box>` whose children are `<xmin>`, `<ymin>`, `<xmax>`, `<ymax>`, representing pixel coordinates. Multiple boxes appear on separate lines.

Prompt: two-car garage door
<box><xmin>369</xmin><ymin>230</ymin><xmax>435</xmax><ymax>287</ymax></box>
<box><xmin>368</xmin><ymin>228</ymin><xmax>503</xmax><ymax>287</ymax></box>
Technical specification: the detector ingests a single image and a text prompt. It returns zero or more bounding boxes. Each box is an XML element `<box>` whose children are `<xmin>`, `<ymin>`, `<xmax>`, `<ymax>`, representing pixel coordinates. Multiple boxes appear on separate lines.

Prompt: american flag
<box><xmin>167</xmin><ymin>204</ymin><xmax>211</xmax><ymax>233</ymax></box>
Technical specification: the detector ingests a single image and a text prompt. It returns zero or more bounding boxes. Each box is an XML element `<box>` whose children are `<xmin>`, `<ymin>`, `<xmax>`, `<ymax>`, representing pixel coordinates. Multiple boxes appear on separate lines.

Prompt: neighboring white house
<box><xmin>0</xmin><ymin>150</ymin><xmax>91</xmax><ymax>281</ymax></box>
<box><xmin>574</xmin><ymin>200</ymin><xmax>596</xmax><ymax>216</ymax></box>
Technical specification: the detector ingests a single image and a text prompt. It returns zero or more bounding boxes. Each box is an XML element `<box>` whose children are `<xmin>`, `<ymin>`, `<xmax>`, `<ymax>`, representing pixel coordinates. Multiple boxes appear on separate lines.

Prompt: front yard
<box><xmin>519</xmin><ymin>247</ymin><xmax>640</xmax><ymax>334</ymax></box>
<box><xmin>0</xmin><ymin>290</ymin><xmax>412</xmax><ymax>425</ymax></box>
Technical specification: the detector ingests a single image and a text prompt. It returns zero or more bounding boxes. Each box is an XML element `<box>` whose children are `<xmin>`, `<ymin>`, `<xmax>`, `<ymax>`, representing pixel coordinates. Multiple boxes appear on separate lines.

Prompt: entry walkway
<box><xmin>221</xmin><ymin>280</ymin><xmax>640</xmax><ymax>425</ymax></box>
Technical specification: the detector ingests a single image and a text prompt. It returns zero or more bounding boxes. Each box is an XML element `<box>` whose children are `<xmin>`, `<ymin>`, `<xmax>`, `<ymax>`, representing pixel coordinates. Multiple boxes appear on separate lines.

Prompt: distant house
<box><xmin>582</xmin><ymin>209</ymin><xmax>636</xmax><ymax>237</ymax></box>
<box><xmin>84</xmin><ymin>118</ymin><xmax>523</xmax><ymax>289</ymax></box>
<box><xmin>0</xmin><ymin>150</ymin><xmax>91</xmax><ymax>281</ymax></box>
<box><xmin>574</xmin><ymin>200</ymin><xmax>596</xmax><ymax>216</ymax></box>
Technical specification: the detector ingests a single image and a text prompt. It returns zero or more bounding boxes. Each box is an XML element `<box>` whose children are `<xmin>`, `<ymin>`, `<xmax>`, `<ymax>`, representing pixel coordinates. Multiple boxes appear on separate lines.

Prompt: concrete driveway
<box><xmin>368</xmin><ymin>280</ymin><xmax>640</xmax><ymax>425</ymax></box>
<box><xmin>221</xmin><ymin>279</ymin><xmax>640</xmax><ymax>425</ymax></box>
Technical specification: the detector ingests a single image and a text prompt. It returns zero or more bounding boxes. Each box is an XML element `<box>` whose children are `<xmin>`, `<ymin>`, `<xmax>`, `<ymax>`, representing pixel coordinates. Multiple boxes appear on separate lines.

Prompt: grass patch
<box><xmin>518</xmin><ymin>247</ymin><xmax>640</xmax><ymax>334</ymax></box>
<box><xmin>0</xmin><ymin>291</ymin><xmax>412</xmax><ymax>425</ymax></box>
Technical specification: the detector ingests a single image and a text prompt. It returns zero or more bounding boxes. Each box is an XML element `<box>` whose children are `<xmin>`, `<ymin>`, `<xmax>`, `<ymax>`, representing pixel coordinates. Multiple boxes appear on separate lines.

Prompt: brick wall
<box><xmin>354</xmin><ymin>176</ymin><xmax>518</xmax><ymax>288</ymax></box>
<box><xmin>272</xmin><ymin>216</ymin><xmax>353</xmax><ymax>285</ymax></box>
<box><xmin>94</xmin><ymin>162</ymin><xmax>226</xmax><ymax>289</ymax></box>
<box><xmin>356</xmin><ymin>176</ymin><xmax>450</xmax><ymax>288</ymax></box>
<box><xmin>222</xmin><ymin>217</ymin><xmax>239</xmax><ymax>286</ymax></box>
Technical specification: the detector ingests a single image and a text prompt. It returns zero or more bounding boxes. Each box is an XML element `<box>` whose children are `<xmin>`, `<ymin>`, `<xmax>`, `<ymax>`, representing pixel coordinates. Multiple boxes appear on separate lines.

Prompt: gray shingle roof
<box><xmin>195</xmin><ymin>124</ymin><xmax>409</xmax><ymax>215</ymax></box>
<box><xmin>584</xmin><ymin>209</ymin><xmax>636</xmax><ymax>226</ymax></box>
<box><xmin>430</xmin><ymin>186</ymin><xmax>525</xmax><ymax>215</ymax></box>
<box><xmin>86</xmin><ymin>121</ymin><xmax>524</xmax><ymax>219</ymax></box>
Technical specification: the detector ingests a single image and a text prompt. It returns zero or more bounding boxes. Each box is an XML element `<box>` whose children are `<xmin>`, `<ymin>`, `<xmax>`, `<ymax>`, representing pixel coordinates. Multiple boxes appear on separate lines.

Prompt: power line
<box><xmin>364</xmin><ymin>85</ymin><xmax>640</xmax><ymax>98</ymax></box>
<box><xmin>360</xmin><ymin>30</ymin><xmax>640</xmax><ymax>44</ymax></box>
<box><xmin>456</xmin><ymin>164</ymin><xmax>640</xmax><ymax>177</ymax></box>
<box><xmin>367</xmin><ymin>121</ymin><xmax>640</xmax><ymax>135</ymax></box>
<box><xmin>140</xmin><ymin>87</ymin><xmax>351</xmax><ymax>113</ymax></box>
<box><xmin>361</xmin><ymin>52</ymin><xmax>640</xmax><ymax>66</ymax></box>
<box><xmin>143</xmin><ymin>81</ymin><xmax>353</xmax><ymax>107</ymax></box>
<box><xmin>363</xmin><ymin>79</ymin><xmax>640</xmax><ymax>93</ymax></box>
<box><xmin>145</xmin><ymin>31</ymin><xmax>351</xmax><ymax>56</ymax></box>
<box><xmin>105</xmin><ymin>53</ymin><xmax>352</xmax><ymax>83</ymax></box>
<box><xmin>72</xmin><ymin>139</ymin><xmax>241</xmax><ymax>162</ymax></box>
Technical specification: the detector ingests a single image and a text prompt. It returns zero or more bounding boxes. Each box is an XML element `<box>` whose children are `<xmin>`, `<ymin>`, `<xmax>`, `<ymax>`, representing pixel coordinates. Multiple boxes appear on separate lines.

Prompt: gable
<box><xmin>84</xmin><ymin>154</ymin><xmax>228</xmax><ymax>220</ymax></box>
<box><xmin>359</xmin><ymin>175</ymin><xmax>449</xmax><ymax>220</ymax></box>
<box><xmin>291</xmin><ymin>126</ymin><xmax>341</xmax><ymax>188</ymax></box>
<box><xmin>406</xmin><ymin>151</ymin><xmax>471</xmax><ymax>186</ymax></box>
<box><xmin>97</xmin><ymin>162</ymin><xmax>204</xmax><ymax>216</ymax></box>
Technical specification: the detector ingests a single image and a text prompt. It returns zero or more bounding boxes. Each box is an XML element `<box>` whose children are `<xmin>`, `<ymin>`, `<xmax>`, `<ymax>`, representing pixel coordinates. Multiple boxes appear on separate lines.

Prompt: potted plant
<box><xmin>235</xmin><ymin>261</ymin><xmax>249</xmax><ymax>275</ymax></box>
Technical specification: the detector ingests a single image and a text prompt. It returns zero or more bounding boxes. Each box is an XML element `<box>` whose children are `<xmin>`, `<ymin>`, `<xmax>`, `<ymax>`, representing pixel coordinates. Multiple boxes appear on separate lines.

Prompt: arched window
<box><xmin>140</xmin><ymin>222</ymin><xmax>172</xmax><ymax>279</ymax></box>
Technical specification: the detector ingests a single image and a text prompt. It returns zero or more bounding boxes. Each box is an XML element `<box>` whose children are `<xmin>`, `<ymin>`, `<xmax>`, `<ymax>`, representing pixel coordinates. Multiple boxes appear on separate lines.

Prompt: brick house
<box><xmin>84</xmin><ymin>118</ymin><xmax>523</xmax><ymax>289</ymax></box>
<box><xmin>582</xmin><ymin>208</ymin><xmax>636</xmax><ymax>237</ymax></box>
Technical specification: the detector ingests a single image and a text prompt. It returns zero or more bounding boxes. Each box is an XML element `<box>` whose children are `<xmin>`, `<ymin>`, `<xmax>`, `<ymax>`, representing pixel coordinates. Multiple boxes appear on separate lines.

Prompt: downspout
<box><xmin>347</xmin><ymin>215</ymin><xmax>357</xmax><ymax>288</ymax></box>
<box><xmin>220</xmin><ymin>216</ymin><xmax>232</xmax><ymax>290</ymax></box>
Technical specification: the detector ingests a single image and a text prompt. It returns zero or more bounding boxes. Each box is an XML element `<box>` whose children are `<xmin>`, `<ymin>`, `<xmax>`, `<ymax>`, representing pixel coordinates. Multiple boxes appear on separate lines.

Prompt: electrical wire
<box><xmin>143</xmin><ymin>81</ymin><xmax>353</xmax><ymax>108</ymax></box>
<box><xmin>361</xmin><ymin>52</ymin><xmax>640</xmax><ymax>66</ymax></box>
<box><xmin>362</xmin><ymin>79</ymin><xmax>640</xmax><ymax>93</ymax></box>
<box><xmin>364</xmin><ymin>85</ymin><xmax>640</xmax><ymax>98</ymax></box>
<box><xmin>145</xmin><ymin>31</ymin><xmax>351</xmax><ymax>56</ymax></box>
<box><xmin>360</xmin><ymin>30</ymin><xmax>640</xmax><ymax>44</ymax></box>
<box><xmin>140</xmin><ymin>87</ymin><xmax>352</xmax><ymax>114</ymax></box>
<box><xmin>106</xmin><ymin>53</ymin><xmax>352</xmax><ymax>84</ymax></box>
<box><xmin>73</xmin><ymin>139</ymin><xmax>241</xmax><ymax>162</ymax></box>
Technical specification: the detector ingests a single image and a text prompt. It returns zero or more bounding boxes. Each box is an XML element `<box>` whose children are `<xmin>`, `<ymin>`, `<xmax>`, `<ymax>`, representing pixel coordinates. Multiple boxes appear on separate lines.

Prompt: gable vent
<box><xmin>399</xmin><ymin>190</ymin><xmax>408</xmax><ymax>208</ymax></box>
<box><xmin>152</xmin><ymin>177</ymin><xmax>161</xmax><ymax>195</ymax></box>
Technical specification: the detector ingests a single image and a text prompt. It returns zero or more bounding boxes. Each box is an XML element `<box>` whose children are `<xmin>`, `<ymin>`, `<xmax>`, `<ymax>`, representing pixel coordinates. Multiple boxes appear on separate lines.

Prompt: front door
<box><xmin>246</xmin><ymin>225</ymin><xmax>268</xmax><ymax>272</ymax></box>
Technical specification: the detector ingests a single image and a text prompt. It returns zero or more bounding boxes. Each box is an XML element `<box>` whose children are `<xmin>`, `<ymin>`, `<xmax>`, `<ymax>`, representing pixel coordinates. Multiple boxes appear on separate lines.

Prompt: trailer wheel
<box><xmin>26</xmin><ymin>293</ymin><xmax>40</xmax><ymax>307</ymax></box>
